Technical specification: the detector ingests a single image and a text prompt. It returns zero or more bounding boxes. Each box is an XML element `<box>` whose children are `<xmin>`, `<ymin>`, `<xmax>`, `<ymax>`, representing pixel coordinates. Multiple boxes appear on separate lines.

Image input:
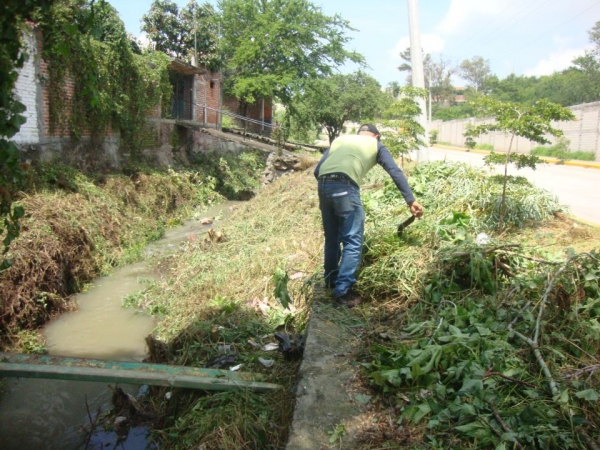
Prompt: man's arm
<box><xmin>376</xmin><ymin>141</ymin><xmax>416</xmax><ymax>204</ymax></box>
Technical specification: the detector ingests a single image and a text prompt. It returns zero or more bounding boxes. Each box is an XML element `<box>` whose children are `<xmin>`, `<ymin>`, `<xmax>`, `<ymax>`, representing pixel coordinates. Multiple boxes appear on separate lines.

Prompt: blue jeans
<box><xmin>318</xmin><ymin>178</ymin><xmax>364</xmax><ymax>298</ymax></box>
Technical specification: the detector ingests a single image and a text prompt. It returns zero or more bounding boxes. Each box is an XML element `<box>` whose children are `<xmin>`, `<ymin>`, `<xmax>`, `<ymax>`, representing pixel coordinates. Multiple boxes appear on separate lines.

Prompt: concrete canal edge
<box><xmin>286</xmin><ymin>304</ymin><xmax>370</xmax><ymax>450</ymax></box>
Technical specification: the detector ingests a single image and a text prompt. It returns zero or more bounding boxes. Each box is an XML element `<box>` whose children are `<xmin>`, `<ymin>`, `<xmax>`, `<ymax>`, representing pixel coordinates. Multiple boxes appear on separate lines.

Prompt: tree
<box><xmin>567</xmin><ymin>21</ymin><xmax>600</xmax><ymax>104</ymax></box>
<box><xmin>397</xmin><ymin>46</ymin><xmax>432</xmax><ymax>87</ymax></box>
<box><xmin>380</xmin><ymin>87</ymin><xmax>427</xmax><ymax>166</ymax></box>
<box><xmin>289</xmin><ymin>72</ymin><xmax>383</xmax><ymax>143</ymax></box>
<box><xmin>1</xmin><ymin>0</ymin><xmax>54</xmax><ymax>270</ymax></box>
<box><xmin>386</xmin><ymin>81</ymin><xmax>401</xmax><ymax>99</ymax></box>
<box><xmin>180</xmin><ymin>1</ymin><xmax>220</xmax><ymax>67</ymax></box>
<box><xmin>588</xmin><ymin>20</ymin><xmax>600</xmax><ymax>53</ymax></box>
<box><xmin>218</xmin><ymin>0</ymin><xmax>364</xmax><ymax>110</ymax></box>
<box><xmin>142</xmin><ymin>0</ymin><xmax>219</xmax><ymax>66</ymax></box>
<box><xmin>142</xmin><ymin>0</ymin><xmax>181</xmax><ymax>55</ymax></box>
<box><xmin>428</xmin><ymin>54</ymin><xmax>457</xmax><ymax>105</ymax></box>
<box><xmin>465</xmin><ymin>98</ymin><xmax>575</xmax><ymax>232</ymax></box>
<box><xmin>459</xmin><ymin>56</ymin><xmax>491</xmax><ymax>93</ymax></box>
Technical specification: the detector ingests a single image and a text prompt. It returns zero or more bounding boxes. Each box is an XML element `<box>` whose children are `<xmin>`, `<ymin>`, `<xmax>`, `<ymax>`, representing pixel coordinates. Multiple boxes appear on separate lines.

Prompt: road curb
<box><xmin>431</xmin><ymin>144</ymin><xmax>600</xmax><ymax>170</ymax></box>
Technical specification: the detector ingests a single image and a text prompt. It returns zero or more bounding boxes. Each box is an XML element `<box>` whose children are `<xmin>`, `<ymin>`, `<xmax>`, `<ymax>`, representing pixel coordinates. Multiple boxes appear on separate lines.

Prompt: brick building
<box><xmin>12</xmin><ymin>25</ymin><xmax>223</xmax><ymax>167</ymax></box>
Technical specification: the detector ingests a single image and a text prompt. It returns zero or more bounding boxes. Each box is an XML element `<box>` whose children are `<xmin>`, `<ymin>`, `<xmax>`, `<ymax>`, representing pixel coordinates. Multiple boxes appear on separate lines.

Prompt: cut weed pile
<box><xmin>126</xmin><ymin>167</ymin><xmax>323</xmax><ymax>449</ymax></box>
<box><xmin>0</xmin><ymin>152</ymin><xmax>265</xmax><ymax>351</ymax></box>
<box><xmin>353</xmin><ymin>161</ymin><xmax>600</xmax><ymax>449</ymax></box>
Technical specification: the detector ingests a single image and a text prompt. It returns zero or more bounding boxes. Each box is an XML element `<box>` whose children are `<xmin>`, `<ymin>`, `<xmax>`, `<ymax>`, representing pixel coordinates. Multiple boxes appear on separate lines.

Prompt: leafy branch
<box><xmin>508</xmin><ymin>252</ymin><xmax>599</xmax><ymax>397</ymax></box>
<box><xmin>465</xmin><ymin>98</ymin><xmax>575</xmax><ymax>232</ymax></box>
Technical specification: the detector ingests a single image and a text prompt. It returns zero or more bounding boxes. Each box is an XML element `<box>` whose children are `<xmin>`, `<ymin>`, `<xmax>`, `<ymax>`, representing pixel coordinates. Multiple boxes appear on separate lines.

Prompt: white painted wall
<box><xmin>13</xmin><ymin>30</ymin><xmax>40</xmax><ymax>144</ymax></box>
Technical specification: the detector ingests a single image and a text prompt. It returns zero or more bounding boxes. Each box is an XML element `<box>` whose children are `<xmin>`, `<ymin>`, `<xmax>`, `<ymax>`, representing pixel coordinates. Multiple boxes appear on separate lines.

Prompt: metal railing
<box><xmin>167</xmin><ymin>100</ymin><xmax>282</xmax><ymax>136</ymax></box>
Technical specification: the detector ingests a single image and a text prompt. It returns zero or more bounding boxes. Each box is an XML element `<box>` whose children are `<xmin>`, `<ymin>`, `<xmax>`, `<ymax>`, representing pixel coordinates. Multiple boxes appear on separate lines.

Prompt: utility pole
<box><xmin>407</xmin><ymin>0</ymin><xmax>429</xmax><ymax>161</ymax></box>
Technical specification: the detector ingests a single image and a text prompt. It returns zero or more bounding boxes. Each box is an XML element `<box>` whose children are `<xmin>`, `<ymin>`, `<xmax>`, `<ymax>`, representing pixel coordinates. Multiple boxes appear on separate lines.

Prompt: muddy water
<box><xmin>0</xmin><ymin>202</ymin><xmax>241</xmax><ymax>450</ymax></box>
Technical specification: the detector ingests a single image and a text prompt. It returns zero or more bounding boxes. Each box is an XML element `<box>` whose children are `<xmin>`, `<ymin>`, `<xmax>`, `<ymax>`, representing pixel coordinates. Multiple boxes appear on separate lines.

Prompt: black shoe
<box><xmin>334</xmin><ymin>289</ymin><xmax>362</xmax><ymax>308</ymax></box>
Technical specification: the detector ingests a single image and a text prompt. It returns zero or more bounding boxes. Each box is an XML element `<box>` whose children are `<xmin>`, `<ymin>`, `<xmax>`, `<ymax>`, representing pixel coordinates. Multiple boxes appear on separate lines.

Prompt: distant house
<box><xmin>11</xmin><ymin>24</ymin><xmax>224</xmax><ymax>167</ymax></box>
<box><xmin>161</xmin><ymin>58</ymin><xmax>222</xmax><ymax>127</ymax></box>
<box><xmin>453</xmin><ymin>87</ymin><xmax>467</xmax><ymax>103</ymax></box>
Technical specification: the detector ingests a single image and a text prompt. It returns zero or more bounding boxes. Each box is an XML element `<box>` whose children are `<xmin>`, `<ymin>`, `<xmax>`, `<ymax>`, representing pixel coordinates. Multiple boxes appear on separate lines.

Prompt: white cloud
<box><xmin>438</xmin><ymin>0</ymin><xmax>506</xmax><ymax>34</ymax></box>
<box><xmin>390</xmin><ymin>34</ymin><xmax>446</xmax><ymax>60</ymax></box>
<box><xmin>524</xmin><ymin>46</ymin><xmax>589</xmax><ymax>76</ymax></box>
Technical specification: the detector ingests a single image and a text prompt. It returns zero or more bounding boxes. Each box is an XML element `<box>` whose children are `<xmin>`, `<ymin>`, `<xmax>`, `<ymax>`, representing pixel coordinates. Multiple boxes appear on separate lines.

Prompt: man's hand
<box><xmin>408</xmin><ymin>201</ymin><xmax>424</xmax><ymax>218</ymax></box>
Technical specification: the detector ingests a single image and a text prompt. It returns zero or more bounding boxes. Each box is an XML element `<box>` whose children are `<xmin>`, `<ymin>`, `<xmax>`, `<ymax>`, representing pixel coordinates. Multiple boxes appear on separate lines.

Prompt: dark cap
<box><xmin>358</xmin><ymin>123</ymin><xmax>380</xmax><ymax>136</ymax></box>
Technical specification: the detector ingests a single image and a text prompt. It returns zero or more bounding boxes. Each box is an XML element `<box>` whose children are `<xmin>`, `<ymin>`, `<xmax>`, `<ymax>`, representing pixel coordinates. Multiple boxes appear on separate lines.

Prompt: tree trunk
<box><xmin>498</xmin><ymin>133</ymin><xmax>515</xmax><ymax>233</ymax></box>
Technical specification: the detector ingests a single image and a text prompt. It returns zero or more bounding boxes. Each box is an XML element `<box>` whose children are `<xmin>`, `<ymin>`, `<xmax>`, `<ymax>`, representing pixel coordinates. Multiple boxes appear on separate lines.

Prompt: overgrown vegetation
<box><xmin>91</xmin><ymin>155</ymin><xmax>596</xmax><ymax>450</ymax></box>
<box><xmin>354</xmin><ymin>161</ymin><xmax>600</xmax><ymax>449</ymax></box>
<box><xmin>1</xmin><ymin>0</ymin><xmax>53</xmax><ymax>268</ymax></box>
<box><xmin>0</xmin><ymin>152</ymin><xmax>264</xmax><ymax>350</ymax></box>
<box><xmin>465</xmin><ymin>97</ymin><xmax>575</xmax><ymax>232</ymax></box>
<box><xmin>124</xmin><ymin>163</ymin><xmax>321</xmax><ymax>449</ymax></box>
<box><xmin>36</xmin><ymin>0</ymin><xmax>172</xmax><ymax>150</ymax></box>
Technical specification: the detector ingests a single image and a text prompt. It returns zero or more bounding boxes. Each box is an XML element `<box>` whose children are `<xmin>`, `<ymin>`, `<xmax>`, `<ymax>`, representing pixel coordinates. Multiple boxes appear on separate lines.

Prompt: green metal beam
<box><xmin>0</xmin><ymin>353</ymin><xmax>280</xmax><ymax>392</ymax></box>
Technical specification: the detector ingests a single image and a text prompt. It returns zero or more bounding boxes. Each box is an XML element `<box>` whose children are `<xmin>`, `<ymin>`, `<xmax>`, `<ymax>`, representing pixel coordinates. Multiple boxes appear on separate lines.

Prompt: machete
<box><xmin>397</xmin><ymin>215</ymin><xmax>416</xmax><ymax>237</ymax></box>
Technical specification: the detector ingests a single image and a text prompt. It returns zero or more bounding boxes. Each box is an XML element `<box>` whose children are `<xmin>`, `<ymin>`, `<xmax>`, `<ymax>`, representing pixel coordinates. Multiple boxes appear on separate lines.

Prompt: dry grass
<box><xmin>0</xmin><ymin>167</ymin><xmax>223</xmax><ymax>349</ymax></box>
<box><xmin>142</xmin><ymin>169</ymin><xmax>324</xmax><ymax>341</ymax></box>
<box><xmin>133</xmin><ymin>169</ymin><xmax>325</xmax><ymax>449</ymax></box>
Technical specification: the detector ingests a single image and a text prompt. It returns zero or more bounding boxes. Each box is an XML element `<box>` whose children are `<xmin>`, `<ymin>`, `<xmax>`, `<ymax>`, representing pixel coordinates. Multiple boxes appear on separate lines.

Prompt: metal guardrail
<box><xmin>168</xmin><ymin>100</ymin><xmax>282</xmax><ymax>135</ymax></box>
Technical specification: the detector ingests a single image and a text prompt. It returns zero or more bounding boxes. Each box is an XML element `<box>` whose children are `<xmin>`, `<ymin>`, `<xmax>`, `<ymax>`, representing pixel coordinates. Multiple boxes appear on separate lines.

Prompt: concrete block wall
<box><xmin>431</xmin><ymin>101</ymin><xmax>600</xmax><ymax>161</ymax></box>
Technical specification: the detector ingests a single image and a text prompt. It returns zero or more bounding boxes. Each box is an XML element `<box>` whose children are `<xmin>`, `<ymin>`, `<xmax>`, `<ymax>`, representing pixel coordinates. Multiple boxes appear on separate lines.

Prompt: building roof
<box><xmin>169</xmin><ymin>58</ymin><xmax>207</xmax><ymax>76</ymax></box>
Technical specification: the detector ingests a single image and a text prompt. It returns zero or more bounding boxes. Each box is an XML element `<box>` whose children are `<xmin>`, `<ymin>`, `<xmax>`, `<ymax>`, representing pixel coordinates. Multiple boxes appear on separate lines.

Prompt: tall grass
<box><xmin>134</xmin><ymin>166</ymin><xmax>323</xmax><ymax>449</ymax></box>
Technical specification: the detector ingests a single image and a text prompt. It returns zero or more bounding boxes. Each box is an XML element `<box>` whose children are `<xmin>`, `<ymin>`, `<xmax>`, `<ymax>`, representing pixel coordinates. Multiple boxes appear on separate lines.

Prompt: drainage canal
<box><xmin>0</xmin><ymin>202</ymin><xmax>241</xmax><ymax>450</ymax></box>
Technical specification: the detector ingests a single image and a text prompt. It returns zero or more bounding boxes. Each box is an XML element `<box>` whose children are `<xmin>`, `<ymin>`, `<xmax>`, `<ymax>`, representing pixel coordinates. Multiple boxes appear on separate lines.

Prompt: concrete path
<box><xmin>287</xmin><ymin>301</ymin><xmax>369</xmax><ymax>450</ymax></box>
<box><xmin>420</xmin><ymin>146</ymin><xmax>600</xmax><ymax>226</ymax></box>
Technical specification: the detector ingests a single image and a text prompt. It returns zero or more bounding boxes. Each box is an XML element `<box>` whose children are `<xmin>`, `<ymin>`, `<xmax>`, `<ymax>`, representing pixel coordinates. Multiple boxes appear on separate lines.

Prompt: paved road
<box><xmin>411</xmin><ymin>148</ymin><xmax>600</xmax><ymax>226</ymax></box>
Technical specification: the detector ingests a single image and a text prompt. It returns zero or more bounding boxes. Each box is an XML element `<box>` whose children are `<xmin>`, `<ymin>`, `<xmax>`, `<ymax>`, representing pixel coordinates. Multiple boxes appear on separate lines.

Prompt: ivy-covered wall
<box><xmin>13</xmin><ymin>23</ymin><xmax>225</xmax><ymax>170</ymax></box>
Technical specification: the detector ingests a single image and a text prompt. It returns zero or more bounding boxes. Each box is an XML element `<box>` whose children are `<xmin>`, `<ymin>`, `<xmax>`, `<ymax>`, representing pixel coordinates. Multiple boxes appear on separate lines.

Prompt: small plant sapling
<box><xmin>380</xmin><ymin>87</ymin><xmax>427</xmax><ymax>167</ymax></box>
<box><xmin>465</xmin><ymin>98</ymin><xmax>575</xmax><ymax>232</ymax></box>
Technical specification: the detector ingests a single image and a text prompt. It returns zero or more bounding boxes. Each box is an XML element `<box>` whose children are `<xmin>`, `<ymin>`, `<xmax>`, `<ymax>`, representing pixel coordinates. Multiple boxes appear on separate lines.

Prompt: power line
<box><xmin>460</xmin><ymin>0</ymin><xmax>553</xmax><ymax>57</ymax></box>
<box><xmin>514</xmin><ymin>0</ymin><xmax>600</xmax><ymax>52</ymax></box>
<box><xmin>452</xmin><ymin>0</ymin><xmax>522</xmax><ymax>51</ymax></box>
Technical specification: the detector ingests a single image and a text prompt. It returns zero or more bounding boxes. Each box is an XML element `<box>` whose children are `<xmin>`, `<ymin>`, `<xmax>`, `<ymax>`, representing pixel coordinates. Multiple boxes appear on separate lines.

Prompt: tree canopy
<box><xmin>459</xmin><ymin>56</ymin><xmax>491</xmax><ymax>93</ymax></box>
<box><xmin>289</xmin><ymin>71</ymin><xmax>384</xmax><ymax>143</ymax></box>
<box><xmin>142</xmin><ymin>0</ymin><xmax>220</xmax><ymax>67</ymax></box>
<box><xmin>431</xmin><ymin>21</ymin><xmax>600</xmax><ymax>121</ymax></box>
<box><xmin>218</xmin><ymin>0</ymin><xmax>364</xmax><ymax>108</ymax></box>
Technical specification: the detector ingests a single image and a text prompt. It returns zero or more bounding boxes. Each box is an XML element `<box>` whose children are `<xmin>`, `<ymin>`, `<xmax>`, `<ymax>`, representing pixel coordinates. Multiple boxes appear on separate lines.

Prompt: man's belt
<box><xmin>319</xmin><ymin>173</ymin><xmax>348</xmax><ymax>180</ymax></box>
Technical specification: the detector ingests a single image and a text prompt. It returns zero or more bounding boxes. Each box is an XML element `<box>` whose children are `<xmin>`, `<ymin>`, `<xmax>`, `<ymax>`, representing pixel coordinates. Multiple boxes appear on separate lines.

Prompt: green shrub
<box><xmin>429</xmin><ymin>129</ymin><xmax>438</xmax><ymax>145</ymax></box>
<box><xmin>475</xmin><ymin>143</ymin><xmax>494</xmax><ymax>150</ymax></box>
<box><xmin>531</xmin><ymin>145</ymin><xmax>596</xmax><ymax>161</ymax></box>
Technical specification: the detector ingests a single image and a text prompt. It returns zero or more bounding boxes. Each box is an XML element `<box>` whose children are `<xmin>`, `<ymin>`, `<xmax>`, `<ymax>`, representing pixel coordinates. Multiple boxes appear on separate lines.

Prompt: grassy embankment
<box><xmin>3</xmin><ymin>149</ymin><xmax>598</xmax><ymax>449</ymax></box>
<box><xmin>131</xmin><ymin>159</ymin><xmax>599</xmax><ymax>449</ymax></box>
<box><xmin>0</xmin><ymin>152</ymin><xmax>265</xmax><ymax>352</ymax></box>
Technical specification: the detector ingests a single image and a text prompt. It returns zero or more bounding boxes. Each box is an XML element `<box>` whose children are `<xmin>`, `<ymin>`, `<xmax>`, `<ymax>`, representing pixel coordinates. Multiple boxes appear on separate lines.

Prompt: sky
<box><xmin>106</xmin><ymin>0</ymin><xmax>600</xmax><ymax>88</ymax></box>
